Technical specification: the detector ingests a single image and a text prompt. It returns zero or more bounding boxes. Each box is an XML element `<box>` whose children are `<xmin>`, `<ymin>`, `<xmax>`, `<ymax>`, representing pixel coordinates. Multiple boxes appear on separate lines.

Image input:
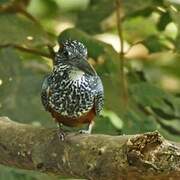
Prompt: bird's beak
<box><xmin>70</xmin><ymin>58</ymin><xmax>96</xmax><ymax>76</ymax></box>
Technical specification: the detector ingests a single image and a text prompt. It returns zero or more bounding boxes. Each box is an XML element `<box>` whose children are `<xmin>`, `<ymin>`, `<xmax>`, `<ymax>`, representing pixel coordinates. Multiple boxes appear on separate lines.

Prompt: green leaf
<box><xmin>120</xmin><ymin>80</ymin><xmax>180</xmax><ymax>140</ymax></box>
<box><xmin>123</xmin><ymin>103</ymin><xmax>158</xmax><ymax>134</ymax></box>
<box><xmin>143</xmin><ymin>35</ymin><xmax>168</xmax><ymax>52</ymax></box>
<box><xmin>129</xmin><ymin>82</ymin><xmax>180</xmax><ymax>124</ymax></box>
<box><xmin>76</xmin><ymin>0</ymin><xmax>165</xmax><ymax>34</ymax></box>
<box><xmin>55</xmin><ymin>0</ymin><xmax>89</xmax><ymax>11</ymax></box>
<box><xmin>102</xmin><ymin>109</ymin><xmax>123</xmax><ymax>130</ymax></box>
<box><xmin>157</xmin><ymin>11</ymin><xmax>172</xmax><ymax>31</ymax></box>
<box><xmin>0</xmin><ymin>0</ymin><xmax>11</xmax><ymax>5</ymax></box>
<box><xmin>168</xmin><ymin>3</ymin><xmax>180</xmax><ymax>51</ymax></box>
<box><xmin>76</xmin><ymin>0</ymin><xmax>115</xmax><ymax>34</ymax></box>
<box><xmin>0</xmin><ymin>13</ymin><xmax>52</xmax><ymax>48</ymax></box>
<box><xmin>0</xmin><ymin>48</ymin><xmax>52</xmax><ymax>125</ymax></box>
<box><xmin>0</xmin><ymin>165</ymin><xmax>59</xmax><ymax>180</ymax></box>
<box><xmin>124</xmin><ymin>0</ymin><xmax>158</xmax><ymax>17</ymax></box>
<box><xmin>124</xmin><ymin>16</ymin><xmax>158</xmax><ymax>43</ymax></box>
<box><xmin>94</xmin><ymin>115</ymin><xmax>122</xmax><ymax>135</ymax></box>
<box><xmin>130</xmin><ymin>82</ymin><xmax>175</xmax><ymax>110</ymax></box>
<box><xmin>27</xmin><ymin>0</ymin><xmax>59</xmax><ymax>18</ymax></box>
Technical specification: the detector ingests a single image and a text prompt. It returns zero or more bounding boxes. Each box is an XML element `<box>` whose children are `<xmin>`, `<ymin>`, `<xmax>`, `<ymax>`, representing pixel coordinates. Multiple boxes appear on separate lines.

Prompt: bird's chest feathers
<box><xmin>68</xmin><ymin>69</ymin><xmax>85</xmax><ymax>82</ymax></box>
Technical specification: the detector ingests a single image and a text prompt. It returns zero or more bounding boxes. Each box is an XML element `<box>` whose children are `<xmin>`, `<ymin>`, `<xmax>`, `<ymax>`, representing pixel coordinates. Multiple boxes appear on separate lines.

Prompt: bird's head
<box><xmin>55</xmin><ymin>40</ymin><xmax>96</xmax><ymax>76</ymax></box>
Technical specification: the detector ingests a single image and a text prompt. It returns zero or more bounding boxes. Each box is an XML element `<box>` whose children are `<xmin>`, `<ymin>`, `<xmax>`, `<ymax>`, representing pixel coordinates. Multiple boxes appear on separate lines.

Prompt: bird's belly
<box><xmin>49</xmin><ymin>106</ymin><xmax>96</xmax><ymax>127</ymax></box>
<box><xmin>49</xmin><ymin>80</ymin><xmax>95</xmax><ymax>119</ymax></box>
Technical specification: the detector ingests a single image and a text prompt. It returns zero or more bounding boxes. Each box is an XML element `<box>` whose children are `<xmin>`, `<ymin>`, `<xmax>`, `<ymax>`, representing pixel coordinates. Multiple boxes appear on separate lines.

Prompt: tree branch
<box><xmin>0</xmin><ymin>116</ymin><xmax>180</xmax><ymax>179</ymax></box>
<box><xmin>0</xmin><ymin>44</ymin><xmax>52</xmax><ymax>59</ymax></box>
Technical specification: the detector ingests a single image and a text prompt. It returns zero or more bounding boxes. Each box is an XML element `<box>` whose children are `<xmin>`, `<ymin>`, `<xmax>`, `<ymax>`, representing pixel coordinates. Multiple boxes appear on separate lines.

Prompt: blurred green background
<box><xmin>0</xmin><ymin>0</ymin><xmax>180</xmax><ymax>179</ymax></box>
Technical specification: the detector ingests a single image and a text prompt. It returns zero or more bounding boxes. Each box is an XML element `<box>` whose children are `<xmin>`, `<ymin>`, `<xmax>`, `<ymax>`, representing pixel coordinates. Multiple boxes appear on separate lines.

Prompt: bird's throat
<box><xmin>68</xmin><ymin>69</ymin><xmax>85</xmax><ymax>81</ymax></box>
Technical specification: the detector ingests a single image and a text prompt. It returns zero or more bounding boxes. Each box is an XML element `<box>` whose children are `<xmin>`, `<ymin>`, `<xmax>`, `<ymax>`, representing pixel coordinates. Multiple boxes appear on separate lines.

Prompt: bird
<box><xmin>41</xmin><ymin>40</ymin><xmax>104</xmax><ymax>139</ymax></box>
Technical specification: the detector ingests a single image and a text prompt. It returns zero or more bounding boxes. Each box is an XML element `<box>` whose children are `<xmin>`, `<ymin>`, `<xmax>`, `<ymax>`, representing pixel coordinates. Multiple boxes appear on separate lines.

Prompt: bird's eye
<box><xmin>63</xmin><ymin>50</ymin><xmax>69</xmax><ymax>56</ymax></box>
<box><xmin>64</xmin><ymin>50</ymin><xmax>73</xmax><ymax>58</ymax></box>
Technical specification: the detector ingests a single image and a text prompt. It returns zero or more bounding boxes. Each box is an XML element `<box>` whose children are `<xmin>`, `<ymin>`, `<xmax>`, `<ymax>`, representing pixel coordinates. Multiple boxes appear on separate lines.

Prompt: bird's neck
<box><xmin>68</xmin><ymin>68</ymin><xmax>85</xmax><ymax>81</ymax></box>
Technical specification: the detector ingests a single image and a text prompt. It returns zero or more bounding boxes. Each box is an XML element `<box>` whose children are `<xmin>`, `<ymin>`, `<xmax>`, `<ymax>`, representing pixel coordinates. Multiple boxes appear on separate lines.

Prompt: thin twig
<box><xmin>125</xmin><ymin>40</ymin><xmax>144</xmax><ymax>55</ymax></box>
<box><xmin>0</xmin><ymin>44</ymin><xmax>52</xmax><ymax>59</ymax></box>
<box><xmin>0</xmin><ymin>2</ymin><xmax>55</xmax><ymax>58</ymax></box>
<box><xmin>15</xmin><ymin>7</ymin><xmax>56</xmax><ymax>58</ymax></box>
<box><xmin>18</xmin><ymin>8</ymin><xmax>41</xmax><ymax>25</ymax></box>
<box><xmin>48</xmin><ymin>44</ymin><xmax>56</xmax><ymax>59</ymax></box>
<box><xmin>115</xmin><ymin>0</ymin><xmax>128</xmax><ymax>105</ymax></box>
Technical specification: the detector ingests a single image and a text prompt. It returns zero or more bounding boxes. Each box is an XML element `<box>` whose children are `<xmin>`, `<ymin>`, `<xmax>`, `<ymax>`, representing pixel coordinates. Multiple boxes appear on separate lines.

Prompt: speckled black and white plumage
<box><xmin>41</xmin><ymin>40</ymin><xmax>104</xmax><ymax>119</ymax></box>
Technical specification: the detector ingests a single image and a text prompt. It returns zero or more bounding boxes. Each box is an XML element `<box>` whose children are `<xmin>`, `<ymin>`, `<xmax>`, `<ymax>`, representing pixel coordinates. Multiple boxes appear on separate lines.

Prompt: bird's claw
<box><xmin>79</xmin><ymin>129</ymin><xmax>91</xmax><ymax>134</ymax></box>
<box><xmin>57</xmin><ymin>130</ymin><xmax>66</xmax><ymax>141</ymax></box>
<box><xmin>56</xmin><ymin>123</ymin><xmax>66</xmax><ymax>141</ymax></box>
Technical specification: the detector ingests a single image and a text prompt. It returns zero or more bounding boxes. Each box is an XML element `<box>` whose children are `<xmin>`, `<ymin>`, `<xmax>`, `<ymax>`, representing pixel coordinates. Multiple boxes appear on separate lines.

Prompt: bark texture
<box><xmin>0</xmin><ymin>116</ymin><xmax>180</xmax><ymax>180</ymax></box>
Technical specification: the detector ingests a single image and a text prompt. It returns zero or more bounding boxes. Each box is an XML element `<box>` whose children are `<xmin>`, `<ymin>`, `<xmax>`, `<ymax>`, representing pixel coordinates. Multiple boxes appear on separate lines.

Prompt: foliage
<box><xmin>0</xmin><ymin>0</ymin><xmax>180</xmax><ymax>179</ymax></box>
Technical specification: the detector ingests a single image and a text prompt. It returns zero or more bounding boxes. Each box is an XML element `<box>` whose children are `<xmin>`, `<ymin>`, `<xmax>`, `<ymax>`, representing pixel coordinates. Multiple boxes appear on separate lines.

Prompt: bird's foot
<box><xmin>57</xmin><ymin>123</ymin><xmax>66</xmax><ymax>141</ymax></box>
<box><xmin>79</xmin><ymin>121</ymin><xmax>94</xmax><ymax>135</ymax></box>
<box><xmin>79</xmin><ymin>129</ymin><xmax>91</xmax><ymax>134</ymax></box>
<box><xmin>57</xmin><ymin>130</ymin><xmax>66</xmax><ymax>141</ymax></box>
